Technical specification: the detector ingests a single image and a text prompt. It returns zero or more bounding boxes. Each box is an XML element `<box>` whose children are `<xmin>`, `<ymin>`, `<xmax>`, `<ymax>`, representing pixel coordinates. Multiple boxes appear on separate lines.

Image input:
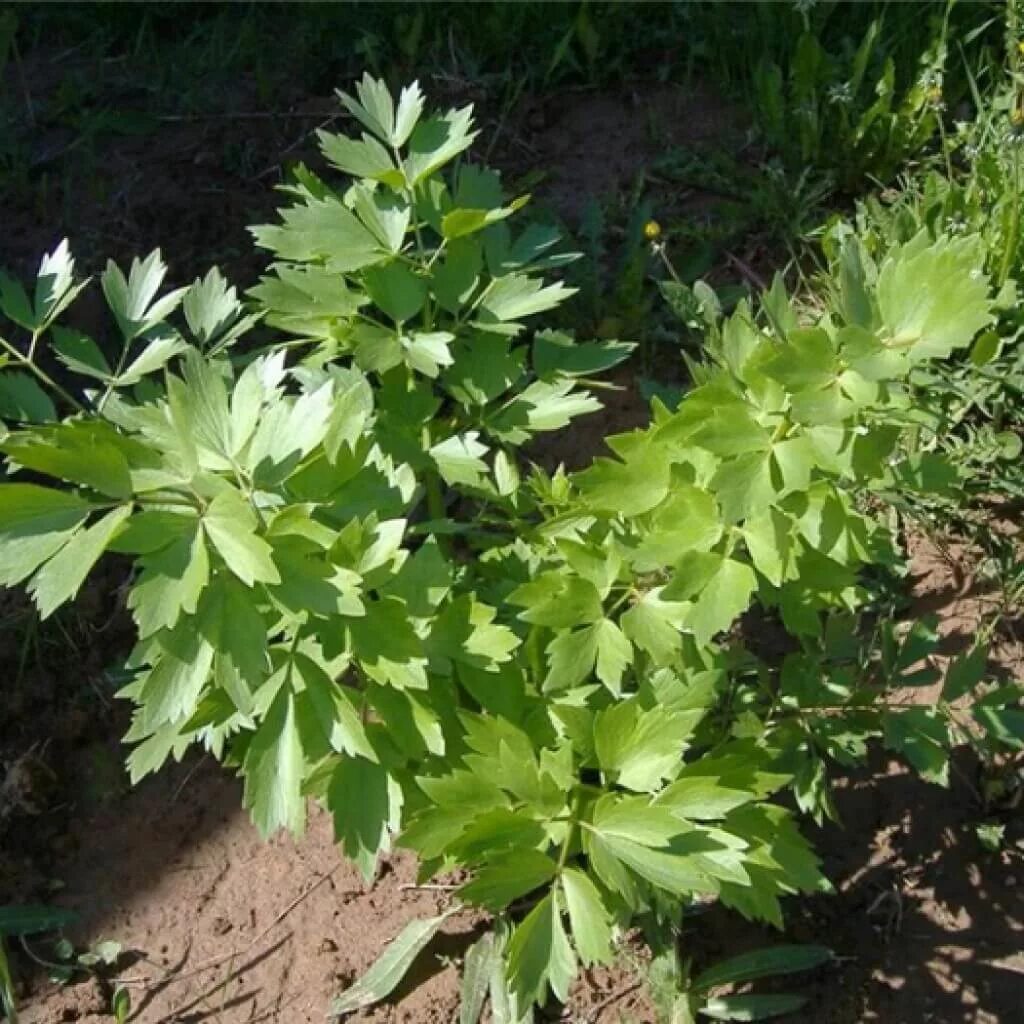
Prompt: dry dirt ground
<box><xmin>3</xmin><ymin>66</ymin><xmax>1024</xmax><ymax>1024</ymax></box>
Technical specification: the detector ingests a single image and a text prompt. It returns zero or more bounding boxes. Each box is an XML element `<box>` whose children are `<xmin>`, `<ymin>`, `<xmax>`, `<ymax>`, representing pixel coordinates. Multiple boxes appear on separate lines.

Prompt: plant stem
<box><xmin>999</xmin><ymin>145</ymin><xmax>1020</xmax><ymax>288</ymax></box>
<box><xmin>556</xmin><ymin>791</ymin><xmax>583</xmax><ymax>872</ymax></box>
<box><xmin>0</xmin><ymin>334</ymin><xmax>85</xmax><ymax>413</ymax></box>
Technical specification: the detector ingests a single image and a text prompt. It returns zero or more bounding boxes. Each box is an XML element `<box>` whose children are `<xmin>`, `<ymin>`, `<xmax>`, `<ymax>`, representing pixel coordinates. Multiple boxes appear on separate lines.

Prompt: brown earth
<box><xmin>3</xmin><ymin>55</ymin><xmax>1024</xmax><ymax>1024</ymax></box>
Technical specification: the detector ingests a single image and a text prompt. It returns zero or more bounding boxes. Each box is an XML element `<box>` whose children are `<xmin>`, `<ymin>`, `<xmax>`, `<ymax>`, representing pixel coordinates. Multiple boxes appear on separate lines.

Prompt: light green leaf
<box><xmin>127</xmin><ymin>524</ymin><xmax>209</xmax><ymax>637</ymax></box>
<box><xmin>621</xmin><ymin>590</ymin><xmax>686</xmax><ymax>664</ymax></box>
<box><xmin>101</xmin><ymin>249</ymin><xmax>186</xmax><ymax>340</ymax></box>
<box><xmin>29</xmin><ymin>505</ymin><xmax>131</xmax><ymax>618</ymax></box>
<box><xmin>594</xmin><ymin>618</ymin><xmax>631</xmax><ymax>693</ymax></box>
<box><xmin>403</xmin><ymin>105</ymin><xmax>479</xmax><ymax>185</ymax></box>
<box><xmin>655</xmin><ymin>776</ymin><xmax>754</xmax><ymax>821</ymax></box>
<box><xmin>319</xmin><ymin>130</ymin><xmax>399</xmax><ymax>183</ymax></box>
<box><xmin>594</xmin><ymin>704</ymin><xmax>697</xmax><ymax>792</ymax></box>
<box><xmin>250</xmin><ymin>196</ymin><xmax>385</xmax><ymax>272</ymax></box>
<box><xmin>701</xmin><ymin>994</ymin><xmax>807</xmax><ymax>1021</ymax></box>
<box><xmin>117</xmin><ymin>331</ymin><xmax>187</xmax><ymax>385</ymax></box>
<box><xmin>510</xmin><ymin>572</ymin><xmax>603</xmax><ymax>629</ymax></box>
<box><xmin>876</xmin><ymin>233</ymin><xmax>993</xmax><ymax>361</ymax></box>
<box><xmin>364</xmin><ymin>262</ymin><xmax>427</xmax><ymax>324</ymax></box>
<box><xmin>506</xmin><ymin>893</ymin><xmax>576</xmax><ymax>1007</ymax></box>
<box><xmin>479</xmin><ymin>273</ymin><xmax>575</xmax><ymax>325</ymax></box>
<box><xmin>459</xmin><ymin>849</ymin><xmax>557</xmax><ymax>911</ymax></box>
<box><xmin>242</xmin><ymin>685</ymin><xmax>306</xmax><ymax>836</ymax></box>
<box><xmin>332</xmin><ymin>908</ymin><xmax>457</xmax><ymax>1016</ymax></box>
<box><xmin>576</xmin><ymin>441</ymin><xmax>671</xmax><ymax>517</ymax></box>
<box><xmin>202</xmin><ymin>490</ymin><xmax>280</xmax><ymax>586</ymax></box>
<box><xmin>461</xmin><ymin>932</ymin><xmax>499</xmax><ymax>1024</ymax></box>
<box><xmin>667</xmin><ymin>554</ymin><xmax>757</xmax><ymax>647</ymax></box>
<box><xmin>430</xmin><ymin>431</ymin><xmax>489</xmax><ymax>486</ymax></box>
<box><xmin>694</xmin><ymin>945</ymin><xmax>832</xmax><ymax>992</ymax></box>
<box><xmin>328</xmin><ymin>756</ymin><xmax>402</xmax><ymax>880</ymax></box>
<box><xmin>560</xmin><ymin>868</ymin><xmax>614</xmax><ymax>967</ymax></box>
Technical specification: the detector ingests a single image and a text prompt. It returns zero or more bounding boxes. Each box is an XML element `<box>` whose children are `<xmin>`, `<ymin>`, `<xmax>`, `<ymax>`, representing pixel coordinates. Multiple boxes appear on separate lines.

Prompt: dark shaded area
<box><xmin>697</xmin><ymin>747</ymin><xmax>1024</xmax><ymax>1024</ymax></box>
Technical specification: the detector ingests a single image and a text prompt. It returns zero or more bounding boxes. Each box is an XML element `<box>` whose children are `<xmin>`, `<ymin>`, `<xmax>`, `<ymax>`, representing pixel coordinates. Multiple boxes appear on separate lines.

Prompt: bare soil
<box><xmin>3</xmin><ymin>60</ymin><xmax>1024</xmax><ymax>1024</ymax></box>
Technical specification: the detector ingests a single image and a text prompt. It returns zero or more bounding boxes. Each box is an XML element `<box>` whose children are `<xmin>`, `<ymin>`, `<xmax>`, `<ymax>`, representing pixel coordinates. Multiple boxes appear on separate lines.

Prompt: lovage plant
<box><xmin>1</xmin><ymin>77</ymin><xmax>1020</xmax><ymax>1020</ymax></box>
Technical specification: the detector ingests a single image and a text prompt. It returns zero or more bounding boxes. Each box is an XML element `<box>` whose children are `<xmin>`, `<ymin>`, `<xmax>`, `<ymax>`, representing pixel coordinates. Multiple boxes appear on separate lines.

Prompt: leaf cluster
<box><xmin>0</xmin><ymin>76</ymin><xmax>1020</xmax><ymax>1017</ymax></box>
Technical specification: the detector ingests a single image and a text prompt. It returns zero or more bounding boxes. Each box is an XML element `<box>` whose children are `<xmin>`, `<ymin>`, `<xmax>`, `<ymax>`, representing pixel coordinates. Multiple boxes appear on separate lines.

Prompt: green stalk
<box><xmin>0</xmin><ymin>334</ymin><xmax>85</xmax><ymax>413</ymax></box>
<box><xmin>556</xmin><ymin>790</ymin><xmax>583</xmax><ymax>872</ymax></box>
<box><xmin>998</xmin><ymin>146</ymin><xmax>1021</xmax><ymax>288</ymax></box>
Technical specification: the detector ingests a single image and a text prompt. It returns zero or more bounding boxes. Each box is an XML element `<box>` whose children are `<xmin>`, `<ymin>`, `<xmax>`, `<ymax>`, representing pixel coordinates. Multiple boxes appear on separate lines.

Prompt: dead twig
<box><xmin>725</xmin><ymin>250</ymin><xmax>768</xmax><ymax>292</ymax></box>
<box><xmin>586</xmin><ymin>979</ymin><xmax>643</xmax><ymax>1022</ymax></box>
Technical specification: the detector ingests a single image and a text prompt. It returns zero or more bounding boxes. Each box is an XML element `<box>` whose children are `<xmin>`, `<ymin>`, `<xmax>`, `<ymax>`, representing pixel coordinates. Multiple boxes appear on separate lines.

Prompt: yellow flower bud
<box><xmin>643</xmin><ymin>220</ymin><xmax>661</xmax><ymax>241</ymax></box>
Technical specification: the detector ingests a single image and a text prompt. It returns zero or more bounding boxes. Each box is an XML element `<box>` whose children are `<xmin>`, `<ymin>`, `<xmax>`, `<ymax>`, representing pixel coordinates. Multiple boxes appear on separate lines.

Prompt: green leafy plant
<box><xmin>0</xmin><ymin>76</ymin><xmax>1020</xmax><ymax>1019</ymax></box>
<box><xmin>751</xmin><ymin>6</ymin><xmax>952</xmax><ymax>191</ymax></box>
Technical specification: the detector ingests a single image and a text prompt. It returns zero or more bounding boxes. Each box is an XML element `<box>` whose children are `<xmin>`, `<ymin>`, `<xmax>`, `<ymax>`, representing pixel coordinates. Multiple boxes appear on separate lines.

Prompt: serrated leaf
<box><xmin>202</xmin><ymin>490</ymin><xmax>280</xmax><ymax>586</ymax></box>
<box><xmin>594</xmin><ymin>618</ymin><xmax>631</xmax><ymax>692</ymax></box>
<box><xmin>403</xmin><ymin>105</ymin><xmax>478</xmax><ymax>185</ymax></box>
<box><xmin>666</xmin><ymin>554</ymin><xmax>757</xmax><ymax>647</ymax></box>
<box><xmin>319</xmin><ymin>129</ymin><xmax>399</xmax><ymax>182</ymax></box>
<box><xmin>0</xmin><ymin>484</ymin><xmax>96</xmax><ymax>586</ymax></box>
<box><xmin>28</xmin><ymin>505</ymin><xmax>131</xmax><ymax>618</ymax></box>
<box><xmin>51</xmin><ymin>327</ymin><xmax>112</xmax><ymax>381</ymax></box>
<box><xmin>478</xmin><ymin>273</ymin><xmax>575</xmax><ymax>325</ymax></box>
<box><xmin>506</xmin><ymin>893</ymin><xmax>576</xmax><ymax>1007</ymax></box>
<box><xmin>576</xmin><ymin>441</ymin><xmax>671</xmax><ymax>517</ymax></box>
<box><xmin>101</xmin><ymin>250</ymin><xmax>186</xmax><ymax>340</ymax></box>
<box><xmin>509</xmin><ymin>572</ymin><xmax>603</xmax><ymax>629</ymax></box>
<box><xmin>117</xmin><ymin>331</ymin><xmax>187</xmax><ymax>385</ymax></box>
<box><xmin>882</xmin><ymin>708</ymin><xmax>950</xmax><ymax>785</ymax></box>
<box><xmin>0</xmin><ymin>371</ymin><xmax>56</xmax><ymax>423</ymax></box>
<box><xmin>127</xmin><ymin>523</ymin><xmax>208</xmax><ymax>637</ymax></box>
<box><xmin>364</xmin><ymin>262</ymin><xmax>427</xmax><ymax>324</ymax></box>
<box><xmin>621</xmin><ymin>590</ymin><xmax>686</xmax><ymax>664</ymax></box>
<box><xmin>655</xmin><ymin>776</ymin><xmax>754</xmax><ymax>821</ymax></box>
<box><xmin>3</xmin><ymin>425</ymin><xmax>133</xmax><ymax>497</ymax></box>
<box><xmin>251</xmin><ymin>196</ymin><xmax>385</xmax><ymax>272</ymax></box>
<box><xmin>594</xmin><ymin>703</ymin><xmax>697</xmax><ymax>792</ymax></box>
<box><xmin>876</xmin><ymin>233</ymin><xmax>993</xmax><ymax>361</ymax></box>
<box><xmin>242</xmin><ymin>685</ymin><xmax>305</xmax><ymax>836</ymax></box>
<box><xmin>459</xmin><ymin>849</ymin><xmax>557</xmax><ymax>911</ymax></box>
<box><xmin>560</xmin><ymin>868</ymin><xmax>614</xmax><ymax>967</ymax></box>
<box><xmin>430</xmin><ymin>431</ymin><xmax>489</xmax><ymax>486</ymax></box>
<box><xmin>0</xmin><ymin>270</ymin><xmax>35</xmax><ymax>329</ymax></box>
<box><xmin>328</xmin><ymin>756</ymin><xmax>402</xmax><ymax>880</ymax></box>
<box><xmin>533</xmin><ymin>330</ymin><xmax>634</xmax><ymax>377</ymax></box>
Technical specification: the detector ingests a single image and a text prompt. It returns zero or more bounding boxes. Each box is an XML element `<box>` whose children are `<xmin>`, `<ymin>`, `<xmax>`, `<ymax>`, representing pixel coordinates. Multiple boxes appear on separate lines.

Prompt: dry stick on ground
<box><xmin>725</xmin><ymin>251</ymin><xmax>768</xmax><ymax>292</ymax></box>
<box><xmin>585</xmin><ymin>979</ymin><xmax>644</xmax><ymax>1023</ymax></box>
